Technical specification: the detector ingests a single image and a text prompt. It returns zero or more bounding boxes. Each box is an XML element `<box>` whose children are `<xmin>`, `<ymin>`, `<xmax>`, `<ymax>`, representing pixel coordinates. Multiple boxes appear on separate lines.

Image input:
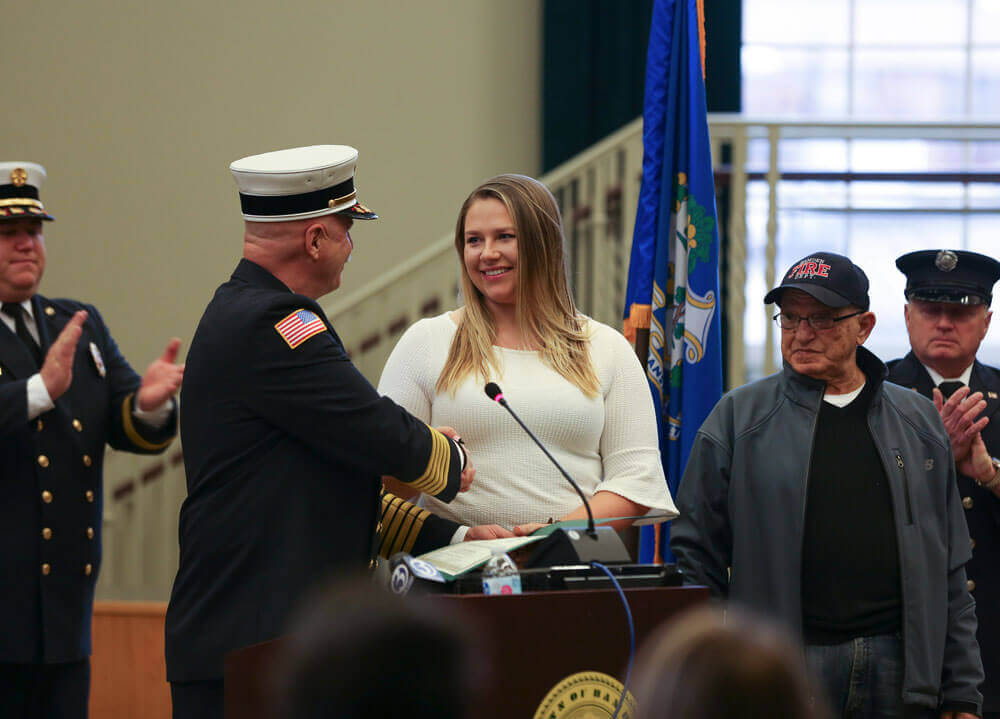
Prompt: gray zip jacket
<box><xmin>671</xmin><ymin>347</ymin><xmax>984</xmax><ymax>713</ymax></box>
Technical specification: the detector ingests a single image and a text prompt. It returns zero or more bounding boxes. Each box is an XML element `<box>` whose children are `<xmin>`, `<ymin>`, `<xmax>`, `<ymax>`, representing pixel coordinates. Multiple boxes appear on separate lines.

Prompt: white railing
<box><xmin>98</xmin><ymin>115</ymin><xmax>1000</xmax><ymax>599</ymax></box>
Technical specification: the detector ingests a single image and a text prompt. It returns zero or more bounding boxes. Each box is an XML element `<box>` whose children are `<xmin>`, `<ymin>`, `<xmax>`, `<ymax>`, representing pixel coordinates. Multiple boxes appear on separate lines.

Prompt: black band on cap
<box><xmin>0</xmin><ymin>184</ymin><xmax>40</xmax><ymax>201</ymax></box>
<box><xmin>239</xmin><ymin>177</ymin><xmax>354</xmax><ymax>217</ymax></box>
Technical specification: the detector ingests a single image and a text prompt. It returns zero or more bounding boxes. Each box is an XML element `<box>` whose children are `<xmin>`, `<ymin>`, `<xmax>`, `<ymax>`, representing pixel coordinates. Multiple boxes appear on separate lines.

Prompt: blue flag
<box><xmin>624</xmin><ymin>0</ymin><xmax>723</xmax><ymax>564</ymax></box>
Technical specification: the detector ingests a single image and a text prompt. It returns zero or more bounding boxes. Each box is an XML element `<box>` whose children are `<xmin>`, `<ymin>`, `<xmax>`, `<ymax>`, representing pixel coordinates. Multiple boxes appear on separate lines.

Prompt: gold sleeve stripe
<box><xmin>406</xmin><ymin>427</ymin><xmax>450</xmax><ymax>496</ymax></box>
<box><xmin>378</xmin><ymin>493</ymin><xmax>410</xmax><ymax>555</ymax></box>
<box><xmin>379</xmin><ymin>494</ymin><xmax>429</xmax><ymax>557</ymax></box>
<box><xmin>381</xmin><ymin>497</ymin><xmax>422</xmax><ymax>556</ymax></box>
<box><xmin>121</xmin><ymin>393</ymin><xmax>174</xmax><ymax>451</ymax></box>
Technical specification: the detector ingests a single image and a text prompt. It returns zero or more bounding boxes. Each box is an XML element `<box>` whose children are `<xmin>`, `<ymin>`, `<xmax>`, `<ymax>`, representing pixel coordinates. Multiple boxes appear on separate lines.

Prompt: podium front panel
<box><xmin>224</xmin><ymin>584</ymin><xmax>708</xmax><ymax>719</ymax></box>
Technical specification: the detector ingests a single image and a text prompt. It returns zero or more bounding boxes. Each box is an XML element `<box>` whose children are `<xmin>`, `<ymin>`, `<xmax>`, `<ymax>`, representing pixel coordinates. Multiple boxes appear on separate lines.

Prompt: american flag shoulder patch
<box><xmin>274</xmin><ymin>309</ymin><xmax>327</xmax><ymax>349</ymax></box>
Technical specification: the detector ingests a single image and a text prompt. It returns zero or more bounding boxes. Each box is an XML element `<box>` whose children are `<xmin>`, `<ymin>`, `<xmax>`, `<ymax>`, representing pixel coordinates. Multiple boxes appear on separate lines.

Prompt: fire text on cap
<box><xmin>788</xmin><ymin>257</ymin><xmax>831</xmax><ymax>280</ymax></box>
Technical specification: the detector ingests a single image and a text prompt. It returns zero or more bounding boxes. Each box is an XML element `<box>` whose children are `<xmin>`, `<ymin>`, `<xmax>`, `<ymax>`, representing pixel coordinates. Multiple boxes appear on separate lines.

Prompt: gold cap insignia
<box><xmin>10</xmin><ymin>168</ymin><xmax>27</xmax><ymax>187</ymax></box>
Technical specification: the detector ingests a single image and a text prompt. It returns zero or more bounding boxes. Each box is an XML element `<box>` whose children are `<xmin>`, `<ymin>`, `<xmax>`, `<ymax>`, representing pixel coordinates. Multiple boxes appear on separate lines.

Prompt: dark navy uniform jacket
<box><xmin>888</xmin><ymin>351</ymin><xmax>1000</xmax><ymax>712</ymax></box>
<box><xmin>0</xmin><ymin>295</ymin><xmax>177</xmax><ymax>664</ymax></box>
<box><xmin>165</xmin><ymin>259</ymin><xmax>461</xmax><ymax>682</ymax></box>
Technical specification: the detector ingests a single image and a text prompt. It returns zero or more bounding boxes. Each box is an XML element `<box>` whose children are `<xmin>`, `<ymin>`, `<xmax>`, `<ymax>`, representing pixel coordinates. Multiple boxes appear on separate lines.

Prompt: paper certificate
<box><xmin>416</xmin><ymin>536</ymin><xmax>543</xmax><ymax>579</ymax></box>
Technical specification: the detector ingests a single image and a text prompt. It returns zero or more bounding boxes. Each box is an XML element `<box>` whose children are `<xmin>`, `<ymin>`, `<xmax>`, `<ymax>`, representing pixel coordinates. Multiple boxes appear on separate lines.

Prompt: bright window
<box><xmin>741</xmin><ymin>0</ymin><xmax>1000</xmax><ymax>374</ymax></box>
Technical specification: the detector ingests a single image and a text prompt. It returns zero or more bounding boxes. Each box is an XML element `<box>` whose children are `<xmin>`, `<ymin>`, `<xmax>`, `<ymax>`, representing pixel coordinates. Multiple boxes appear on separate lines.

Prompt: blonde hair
<box><xmin>436</xmin><ymin>174</ymin><xmax>599</xmax><ymax>397</ymax></box>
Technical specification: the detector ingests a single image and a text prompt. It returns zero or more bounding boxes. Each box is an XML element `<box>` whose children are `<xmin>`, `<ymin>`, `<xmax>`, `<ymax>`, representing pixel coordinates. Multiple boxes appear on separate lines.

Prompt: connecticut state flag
<box><xmin>624</xmin><ymin>0</ymin><xmax>724</xmax><ymax>564</ymax></box>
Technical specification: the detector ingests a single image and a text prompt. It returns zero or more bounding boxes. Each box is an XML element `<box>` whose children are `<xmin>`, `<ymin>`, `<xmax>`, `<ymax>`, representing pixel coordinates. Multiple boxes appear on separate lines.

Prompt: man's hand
<box><xmin>934</xmin><ymin>386</ymin><xmax>989</xmax><ymax>463</ymax></box>
<box><xmin>136</xmin><ymin>338</ymin><xmax>184</xmax><ymax>411</ymax></box>
<box><xmin>464</xmin><ymin>525</ymin><xmax>516</xmax><ymax>540</ymax></box>
<box><xmin>963</xmin><ymin>433</ymin><xmax>998</xmax><ymax>493</ymax></box>
<box><xmin>435</xmin><ymin>425</ymin><xmax>475</xmax><ymax>492</ymax></box>
<box><xmin>40</xmin><ymin>310</ymin><xmax>87</xmax><ymax>401</ymax></box>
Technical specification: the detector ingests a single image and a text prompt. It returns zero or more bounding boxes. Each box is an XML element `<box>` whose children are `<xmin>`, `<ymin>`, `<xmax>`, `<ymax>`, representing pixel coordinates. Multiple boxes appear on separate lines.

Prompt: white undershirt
<box><xmin>824</xmin><ymin>382</ymin><xmax>865</xmax><ymax>408</ymax></box>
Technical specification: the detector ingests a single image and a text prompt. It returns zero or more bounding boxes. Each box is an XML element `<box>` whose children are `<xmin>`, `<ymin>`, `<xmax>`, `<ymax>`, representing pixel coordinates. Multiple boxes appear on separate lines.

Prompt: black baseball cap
<box><xmin>764</xmin><ymin>251</ymin><xmax>870</xmax><ymax>310</ymax></box>
<box><xmin>896</xmin><ymin>249</ymin><xmax>1000</xmax><ymax>307</ymax></box>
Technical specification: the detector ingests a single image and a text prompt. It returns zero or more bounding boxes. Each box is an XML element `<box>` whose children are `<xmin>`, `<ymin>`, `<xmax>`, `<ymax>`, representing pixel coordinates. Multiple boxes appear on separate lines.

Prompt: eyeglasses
<box><xmin>773</xmin><ymin>310</ymin><xmax>865</xmax><ymax>331</ymax></box>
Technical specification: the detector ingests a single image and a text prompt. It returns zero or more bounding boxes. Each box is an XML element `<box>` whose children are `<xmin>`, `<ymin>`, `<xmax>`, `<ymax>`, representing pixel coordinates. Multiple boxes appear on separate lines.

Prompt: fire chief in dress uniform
<box><xmin>165</xmin><ymin>146</ymin><xmax>475</xmax><ymax>719</ymax></box>
<box><xmin>0</xmin><ymin>162</ymin><xmax>182</xmax><ymax>719</ymax></box>
<box><xmin>888</xmin><ymin>249</ymin><xmax>1000</xmax><ymax>717</ymax></box>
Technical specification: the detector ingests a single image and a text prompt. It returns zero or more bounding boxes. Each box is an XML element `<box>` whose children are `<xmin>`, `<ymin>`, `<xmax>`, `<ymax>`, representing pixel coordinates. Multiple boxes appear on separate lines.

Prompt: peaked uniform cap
<box><xmin>0</xmin><ymin>161</ymin><xmax>54</xmax><ymax>221</ymax></box>
<box><xmin>896</xmin><ymin>249</ymin><xmax>1000</xmax><ymax>307</ymax></box>
<box><xmin>230</xmin><ymin>145</ymin><xmax>377</xmax><ymax>223</ymax></box>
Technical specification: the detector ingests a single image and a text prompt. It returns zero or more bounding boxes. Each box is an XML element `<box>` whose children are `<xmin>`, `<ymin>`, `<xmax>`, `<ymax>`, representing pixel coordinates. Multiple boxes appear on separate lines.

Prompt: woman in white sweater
<box><xmin>378</xmin><ymin>174</ymin><xmax>676</xmax><ymax>540</ymax></box>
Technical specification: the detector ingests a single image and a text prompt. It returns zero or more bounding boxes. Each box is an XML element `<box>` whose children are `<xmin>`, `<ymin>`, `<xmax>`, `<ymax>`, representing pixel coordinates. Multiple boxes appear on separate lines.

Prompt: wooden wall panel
<box><xmin>90</xmin><ymin>601</ymin><xmax>170</xmax><ymax>719</ymax></box>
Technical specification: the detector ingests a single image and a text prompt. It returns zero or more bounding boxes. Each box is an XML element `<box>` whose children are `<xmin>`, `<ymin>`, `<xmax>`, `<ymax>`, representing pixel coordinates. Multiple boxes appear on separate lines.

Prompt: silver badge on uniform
<box><xmin>89</xmin><ymin>342</ymin><xmax>106</xmax><ymax>377</ymax></box>
<box><xmin>935</xmin><ymin>250</ymin><xmax>958</xmax><ymax>272</ymax></box>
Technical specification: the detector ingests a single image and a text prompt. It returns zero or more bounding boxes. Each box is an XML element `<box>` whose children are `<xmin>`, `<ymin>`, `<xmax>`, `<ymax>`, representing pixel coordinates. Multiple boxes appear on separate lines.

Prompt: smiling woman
<box><xmin>377</xmin><ymin>174</ymin><xmax>676</xmax><ymax>542</ymax></box>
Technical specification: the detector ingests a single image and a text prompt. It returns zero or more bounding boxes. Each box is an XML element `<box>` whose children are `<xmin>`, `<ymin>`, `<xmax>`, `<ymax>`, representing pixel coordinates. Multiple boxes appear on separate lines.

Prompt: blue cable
<box><xmin>590</xmin><ymin>561</ymin><xmax>635</xmax><ymax>719</ymax></box>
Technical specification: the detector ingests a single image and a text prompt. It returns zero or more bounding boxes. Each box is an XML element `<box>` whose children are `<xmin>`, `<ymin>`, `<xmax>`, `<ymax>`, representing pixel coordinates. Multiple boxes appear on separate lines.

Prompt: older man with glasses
<box><xmin>671</xmin><ymin>251</ymin><xmax>983</xmax><ymax>719</ymax></box>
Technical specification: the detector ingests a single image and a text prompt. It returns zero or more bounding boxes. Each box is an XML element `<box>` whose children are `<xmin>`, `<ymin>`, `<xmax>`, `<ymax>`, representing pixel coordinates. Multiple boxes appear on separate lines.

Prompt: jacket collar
<box><xmin>232</xmin><ymin>258</ymin><xmax>294</xmax><ymax>293</ymax></box>
<box><xmin>782</xmin><ymin>345</ymin><xmax>888</xmax><ymax>406</ymax></box>
<box><xmin>0</xmin><ymin>293</ymin><xmax>52</xmax><ymax>379</ymax></box>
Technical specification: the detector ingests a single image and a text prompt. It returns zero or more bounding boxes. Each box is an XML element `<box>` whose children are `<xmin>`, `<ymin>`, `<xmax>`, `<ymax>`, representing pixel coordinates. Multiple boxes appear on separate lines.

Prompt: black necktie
<box><xmin>2</xmin><ymin>303</ymin><xmax>43</xmax><ymax>367</ymax></box>
<box><xmin>937</xmin><ymin>381</ymin><xmax>965</xmax><ymax>399</ymax></box>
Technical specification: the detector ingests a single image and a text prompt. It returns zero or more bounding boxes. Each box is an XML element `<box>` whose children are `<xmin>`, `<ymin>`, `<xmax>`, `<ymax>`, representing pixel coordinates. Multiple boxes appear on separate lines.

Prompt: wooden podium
<box><xmin>224</xmin><ymin>585</ymin><xmax>708</xmax><ymax>719</ymax></box>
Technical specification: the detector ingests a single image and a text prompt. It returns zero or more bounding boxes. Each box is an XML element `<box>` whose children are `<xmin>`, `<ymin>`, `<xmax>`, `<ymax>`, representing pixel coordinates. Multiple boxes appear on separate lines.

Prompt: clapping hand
<box><xmin>933</xmin><ymin>386</ymin><xmax>989</xmax><ymax>463</ymax></box>
<box><xmin>137</xmin><ymin>338</ymin><xmax>184</xmax><ymax>411</ymax></box>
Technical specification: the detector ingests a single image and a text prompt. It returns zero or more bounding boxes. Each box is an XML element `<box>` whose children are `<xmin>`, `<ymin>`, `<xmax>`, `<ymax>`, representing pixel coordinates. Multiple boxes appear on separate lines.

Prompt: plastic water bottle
<box><xmin>481</xmin><ymin>548</ymin><xmax>522</xmax><ymax>596</ymax></box>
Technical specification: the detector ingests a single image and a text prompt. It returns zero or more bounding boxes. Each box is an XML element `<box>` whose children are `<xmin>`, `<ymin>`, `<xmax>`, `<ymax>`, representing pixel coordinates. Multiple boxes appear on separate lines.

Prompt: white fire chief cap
<box><xmin>230</xmin><ymin>145</ymin><xmax>377</xmax><ymax>223</ymax></box>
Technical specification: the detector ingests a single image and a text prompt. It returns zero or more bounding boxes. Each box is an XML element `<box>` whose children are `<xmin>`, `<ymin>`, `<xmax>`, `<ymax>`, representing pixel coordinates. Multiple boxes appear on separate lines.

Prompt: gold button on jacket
<box><xmin>42</xmin><ymin>528</ymin><xmax>52</xmax><ymax>540</ymax></box>
<box><xmin>962</xmin><ymin>496</ymin><xmax>974</xmax><ymax>510</ymax></box>
<box><xmin>968</xmin><ymin>579</ymin><xmax>977</xmax><ymax>592</ymax></box>
<box><xmin>82</xmin><ymin>455</ymin><xmax>92</xmax><ymax>467</ymax></box>
<box><xmin>85</xmin><ymin>490</ymin><xmax>94</xmax><ymax>503</ymax></box>
<box><xmin>37</xmin><ymin>455</ymin><xmax>49</xmax><ymax>468</ymax></box>
<box><xmin>41</xmin><ymin>564</ymin><xmax>51</xmax><ymax>576</ymax></box>
<box><xmin>41</xmin><ymin>490</ymin><xmax>53</xmax><ymax>504</ymax></box>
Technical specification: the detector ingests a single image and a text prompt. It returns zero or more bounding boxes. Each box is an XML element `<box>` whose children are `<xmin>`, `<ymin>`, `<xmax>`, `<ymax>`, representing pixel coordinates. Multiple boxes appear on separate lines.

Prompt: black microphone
<box><xmin>484</xmin><ymin>382</ymin><xmax>597</xmax><ymax>538</ymax></box>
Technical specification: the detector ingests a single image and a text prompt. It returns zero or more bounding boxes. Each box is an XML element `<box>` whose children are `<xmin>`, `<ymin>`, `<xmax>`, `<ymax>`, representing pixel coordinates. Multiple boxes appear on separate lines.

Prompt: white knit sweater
<box><xmin>377</xmin><ymin>312</ymin><xmax>677</xmax><ymax>530</ymax></box>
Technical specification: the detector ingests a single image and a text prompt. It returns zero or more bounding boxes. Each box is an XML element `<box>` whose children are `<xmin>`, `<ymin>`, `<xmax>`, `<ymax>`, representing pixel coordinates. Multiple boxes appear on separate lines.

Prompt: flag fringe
<box><xmin>623</xmin><ymin>303</ymin><xmax>652</xmax><ymax>343</ymax></box>
<box><xmin>697</xmin><ymin>0</ymin><xmax>707</xmax><ymax>80</ymax></box>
